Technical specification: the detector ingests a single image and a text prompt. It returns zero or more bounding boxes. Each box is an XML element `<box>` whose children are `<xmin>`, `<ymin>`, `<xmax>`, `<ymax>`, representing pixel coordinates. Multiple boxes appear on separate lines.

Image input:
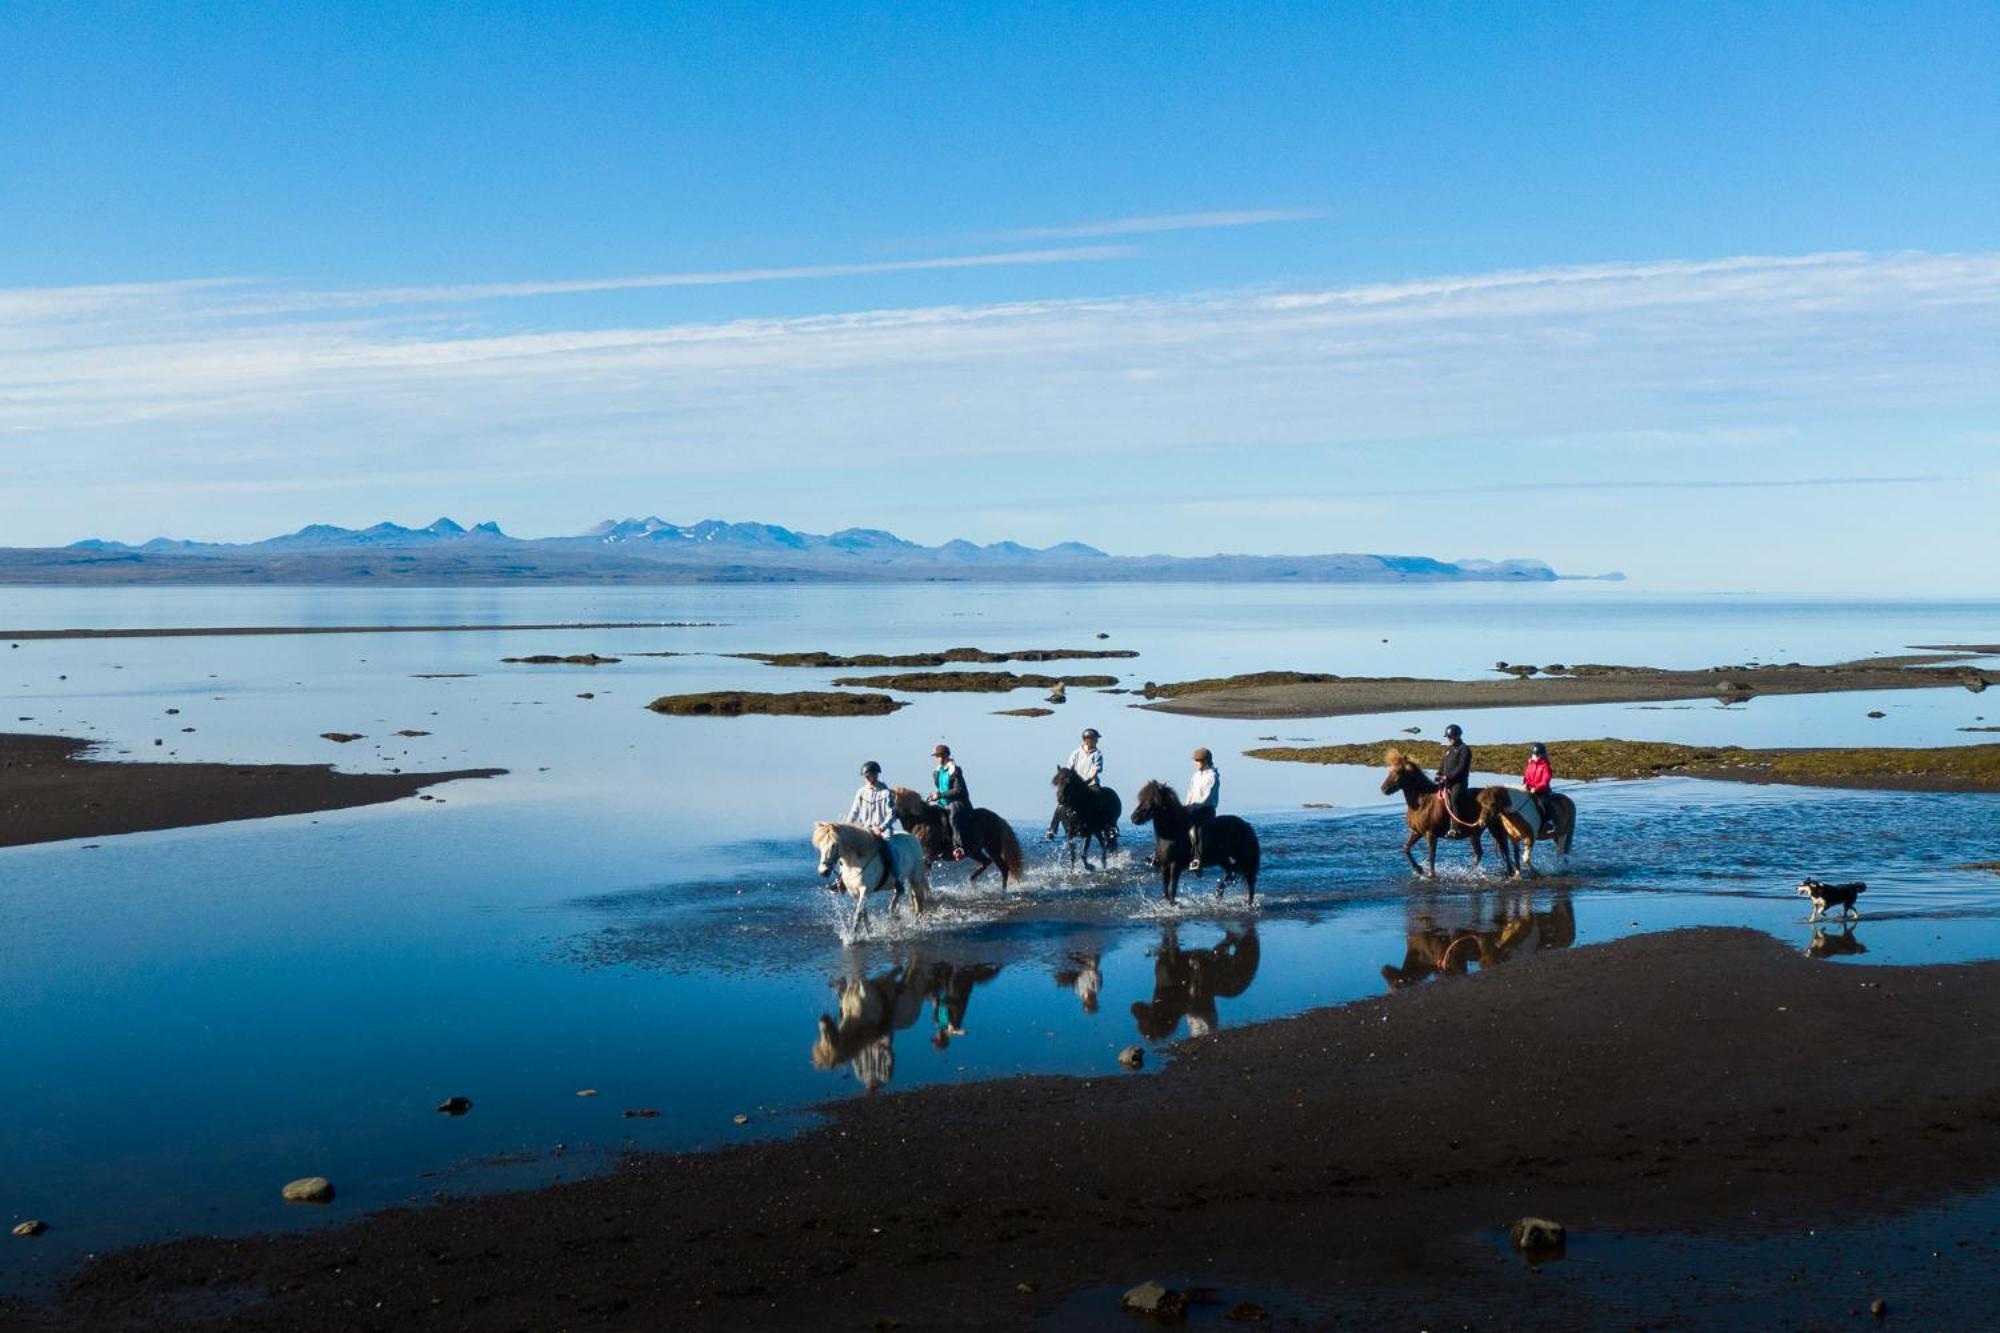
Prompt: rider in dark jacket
<box><xmin>1436</xmin><ymin>724</ymin><xmax>1473</xmax><ymax>822</ymax></box>
<box><xmin>931</xmin><ymin>744</ymin><xmax>974</xmax><ymax>859</ymax></box>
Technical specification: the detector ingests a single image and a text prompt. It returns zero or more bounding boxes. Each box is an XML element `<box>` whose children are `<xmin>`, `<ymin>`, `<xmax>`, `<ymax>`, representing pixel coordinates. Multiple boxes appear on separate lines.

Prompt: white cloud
<box><xmin>999</xmin><ymin>208</ymin><xmax>1327</xmax><ymax>239</ymax></box>
<box><xmin>2</xmin><ymin>249</ymin><xmax>1998</xmax><ymax>544</ymax></box>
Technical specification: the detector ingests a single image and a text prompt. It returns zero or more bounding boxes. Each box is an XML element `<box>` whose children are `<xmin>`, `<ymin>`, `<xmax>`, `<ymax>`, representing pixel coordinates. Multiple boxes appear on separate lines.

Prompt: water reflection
<box><xmin>1131</xmin><ymin>923</ymin><xmax>1262</xmax><ymax>1039</ymax></box>
<box><xmin>1805</xmin><ymin>924</ymin><xmax>1868</xmax><ymax>958</ymax></box>
<box><xmin>810</xmin><ymin>956</ymin><xmax>1006</xmax><ymax>1090</ymax></box>
<box><xmin>1381</xmin><ymin>890</ymin><xmax>1577</xmax><ymax>989</ymax></box>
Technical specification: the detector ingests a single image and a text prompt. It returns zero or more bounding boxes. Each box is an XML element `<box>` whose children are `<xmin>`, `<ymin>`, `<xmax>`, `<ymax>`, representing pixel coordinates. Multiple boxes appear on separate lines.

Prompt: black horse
<box><xmin>1047</xmin><ymin>766</ymin><xmax>1122</xmax><ymax>869</ymax></box>
<box><xmin>1130</xmin><ymin>780</ymin><xmax>1261</xmax><ymax>903</ymax></box>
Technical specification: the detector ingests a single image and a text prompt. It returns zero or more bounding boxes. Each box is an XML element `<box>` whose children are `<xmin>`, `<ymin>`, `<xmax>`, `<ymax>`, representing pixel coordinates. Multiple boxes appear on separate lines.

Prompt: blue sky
<box><xmin>2</xmin><ymin>1</ymin><xmax>1996</xmax><ymax>590</ymax></box>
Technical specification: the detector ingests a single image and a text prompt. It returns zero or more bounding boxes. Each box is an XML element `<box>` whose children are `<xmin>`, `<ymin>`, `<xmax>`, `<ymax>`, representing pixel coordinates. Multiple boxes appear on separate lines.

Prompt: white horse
<box><xmin>812</xmin><ymin>821</ymin><xmax>930</xmax><ymax>933</ymax></box>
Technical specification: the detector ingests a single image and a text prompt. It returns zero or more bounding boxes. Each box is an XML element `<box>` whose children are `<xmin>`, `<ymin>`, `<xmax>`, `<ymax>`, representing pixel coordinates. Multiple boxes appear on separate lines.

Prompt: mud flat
<box><xmin>25</xmin><ymin>928</ymin><xmax>2000</xmax><ymax>1330</ymax></box>
<box><xmin>1142</xmin><ymin>656</ymin><xmax>1990</xmax><ymax>719</ymax></box>
<box><xmin>734</xmin><ymin>646</ymin><xmax>1137</xmax><ymax>668</ymax></box>
<box><xmin>0</xmin><ymin>734</ymin><xmax>502</xmax><ymax>848</ymax></box>
<box><xmin>0</xmin><ymin>622</ymin><xmax>712</xmax><ymax>641</ymax></box>
<box><xmin>830</xmin><ymin>670</ymin><xmax>1120</xmax><ymax>693</ymax></box>
<box><xmin>644</xmin><ymin>691</ymin><xmax>904</xmax><ymax>717</ymax></box>
<box><xmin>1248</xmin><ymin>737</ymin><xmax>2000</xmax><ymax>792</ymax></box>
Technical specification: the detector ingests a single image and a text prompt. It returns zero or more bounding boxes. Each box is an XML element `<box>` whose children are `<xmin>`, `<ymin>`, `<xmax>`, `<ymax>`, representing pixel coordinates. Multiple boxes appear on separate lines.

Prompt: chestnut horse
<box><xmin>1378</xmin><ymin>747</ymin><xmax>1503</xmax><ymax>877</ymax></box>
<box><xmin>1476</xmin><ymin>785</ymin><xmax>1577</xmax><ymax>877</ymax></box>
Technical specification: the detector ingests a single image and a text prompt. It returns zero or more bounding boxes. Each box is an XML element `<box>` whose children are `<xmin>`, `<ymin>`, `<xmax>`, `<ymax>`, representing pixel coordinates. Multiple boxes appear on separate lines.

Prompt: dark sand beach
<box><xmin>0</xmin><ymin>734</ymin><xmax>502</xmax><ymax>848</ymax></box>
<box><xmin>1142</xmin><ymin>657</ymin><xmax>1990</xmax><ymax>719</ymax></box>
<box><xmin>17</xmin><ymin>928</ymin><xmax>2000</xmax><ymax>1330</ymax></box>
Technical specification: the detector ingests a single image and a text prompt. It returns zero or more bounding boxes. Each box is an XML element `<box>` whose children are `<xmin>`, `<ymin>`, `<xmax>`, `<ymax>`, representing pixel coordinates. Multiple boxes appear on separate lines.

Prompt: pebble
<box><xmin>1509</xmin><ymin>1216</ymin><xmax>1565</xmax><ymax>1255</ymax></box>
<box><xmin>281</xmin><ymin>1176</ymin><xmax>335</xmax><ymax>1203</ymax></box>
<box><xmin>436</xmin><ymin>1096</ymin><xmax>473</xmax><ymax>1116</ymax></box>
<box><xmin>11</xmin><ymin>1220</ymin><xmax>47</xmax><ymax>1238</ymax></box>
<box><xmin>1226</xmin><ymin>1300</ymin><xmax>1269</xmax><ymax>1322</ymax></box>
<box><xmin>1118</xmin><ymin>1045</ymin><xmax>1145</xmax><ymax>1070</ymax></box>
<box><xmin>623</xmin><ymin>1108</ymin><xmax>660</xmax><ymax>1119</ymax></box>
<box><xmin>577</xmin><ymin>1088</ymin><xmax>598</xmax><ymax>1097</ymax></box>
<box><xmin>1871</xmin><ymin>1298</ymin><xmax>1887</xmax><ymax>1318</ymax></box>
<box><xmin>733</xmin><ymin>1113</ymin><xmax>750</xmax><ymax>1125</ymax></box>
<box><xmin>1120</xmin><ymin>1281</ymin><xmax>1188</xmax><ymax>1318</ymax></box>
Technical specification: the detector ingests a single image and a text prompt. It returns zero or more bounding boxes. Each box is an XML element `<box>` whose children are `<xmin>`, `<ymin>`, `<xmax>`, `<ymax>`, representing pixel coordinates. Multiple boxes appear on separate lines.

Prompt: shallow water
<box><xmin>0</xmin><ymin>584</ymin><xmax>1995</xmax><ymax>1289</ymax></box>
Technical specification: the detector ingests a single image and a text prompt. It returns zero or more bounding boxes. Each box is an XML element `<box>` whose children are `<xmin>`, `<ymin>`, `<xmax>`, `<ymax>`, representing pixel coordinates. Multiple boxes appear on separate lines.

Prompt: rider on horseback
<box><xmin>1436</xmin><ymin>724</ymin><xmax>1473</xmax><ymax>823</ymax></box>
<box><xmin>840</xmin><ymin>760</ymin><xmax>896</xmax><ymax>890</ymax></box>
<box><xmin>1523</xmin><ymin>743</ymin><xmax>1553</xmax><ymax>835</ymax></box>
<box><xmin>1186</xmin><ymin>747</ymin><xmax>1220</xmax><ymax>870</ymax></box>
<box><xmin>930</xmin><ymin>744</ymin><xmax>974</xmax><ymax>860</ymax></box>
<box><xmin>1066</xmin><ymin>727</ymin><xmax>1103</xmax><ymax>785</ymax></box>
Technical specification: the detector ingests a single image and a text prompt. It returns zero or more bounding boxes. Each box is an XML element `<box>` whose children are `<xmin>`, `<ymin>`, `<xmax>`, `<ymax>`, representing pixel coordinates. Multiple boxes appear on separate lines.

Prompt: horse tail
<box><xmin>1240</xmin><ymin>824</ymin><xmax>1261</xmax><ymax>892</ymax></box>
<box><xmin>1558</xmin><ymin>795</ymin><xmax>1576</xmax><ymax>855</ymax></box>
<box><xmin>992</xmin><ymin>817</ymin><xmax>1025</xmax><ymax>883</ymax></box>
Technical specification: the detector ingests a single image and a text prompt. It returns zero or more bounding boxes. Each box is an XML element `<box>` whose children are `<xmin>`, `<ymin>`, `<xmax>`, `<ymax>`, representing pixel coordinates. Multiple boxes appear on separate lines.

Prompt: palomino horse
<box><xmin>812</xmin><ymin>821</ymin><xmax>929</xmax><ymax>934</ymax></box>
<box><xmin>1476</xmin><ymin>786</ymin><xmax>1577</xmax><ymax>877</ymax></box>
<box><xmin>1130</xmin><ymin>780</ymin><xmax>1261</xmax><ymax>903</ymax></box>
<box><xmin>1047</xmin><ymin>766</ymin><xmax>1122</xmax><ymax>869</ymax></box>
<box><xmin>890</xmin><ymin>787</ymin><xmax>1026</xmax><ymax>889</ymax></box>
<box><xmin>1379</xmin><ymin>747</ymin><xmax>1501</xmax><ymax>877</ymax></box>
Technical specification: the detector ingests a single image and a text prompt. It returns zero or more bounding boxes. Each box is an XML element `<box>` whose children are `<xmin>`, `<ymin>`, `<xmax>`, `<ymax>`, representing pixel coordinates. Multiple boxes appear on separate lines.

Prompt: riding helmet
<box><xmin>1081</xmin><ymin>728</ymin><xmax>1100</xmax><ymax>740</ymax></box>
<box><xmin>1444</xmin><ymin>724</ymin><xmax>1463</xmax><ymax>739</ymax></box>
<box><xmin>1529</xmin><ymin>743</ymin><xmax>1546</xmax><ymax>757</ymax></box>
<box><xmin>861</xmin><ymin>760</ymin><xmax>882</xmax><ymax>776</ymax></box>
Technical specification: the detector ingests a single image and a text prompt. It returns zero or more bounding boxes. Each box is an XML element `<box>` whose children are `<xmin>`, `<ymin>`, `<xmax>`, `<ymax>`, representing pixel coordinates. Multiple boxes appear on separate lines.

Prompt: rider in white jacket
<box><xmin>845</xmin><ymin>761</ymin><xmax>896</xmax><ymax>837</ymax></box>
<box><xmin>1065</xmin><ymin>728</ymin><xmax>1104</xmax><ymax>785</ymax></box>
<box><xmin>1187</xmin><ymin>747</ymin><xmax>1220</xmax><ymax>870</ymax></box>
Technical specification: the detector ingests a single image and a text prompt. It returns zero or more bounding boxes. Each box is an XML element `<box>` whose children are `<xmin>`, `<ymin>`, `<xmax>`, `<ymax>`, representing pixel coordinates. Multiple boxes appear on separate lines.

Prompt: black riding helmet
<box><xmin>1529</xmin><ymin>743</ymin><xmax>1546</xmax><ymax>757</ymax></box>
<box><xmin>861</xmin><ymin>760</ymin><xmax>882</xmax><ymax>776</ymax></box>
<box><xmin>1444</xmin><ymin>724</ymin><xmax>1463</xmax><ymax>740</ymax></box>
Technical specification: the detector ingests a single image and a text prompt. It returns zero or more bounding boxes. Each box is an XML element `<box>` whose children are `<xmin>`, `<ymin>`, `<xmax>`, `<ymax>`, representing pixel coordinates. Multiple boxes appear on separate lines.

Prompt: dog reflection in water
<box><xmin>1130</xmin><ymin>924</ymin><xmax>1261</xmax><ymax>1040</ymax></box>
<box><xmin>811</xmin><ymin>959</ymin><xmax>1004</xmax><ymax>1090</ymax></box>
<box><xmin>1804</xmin><ymin>925</ymin><xmax>1868</xmax><ymax>959</ymax></box>
<box><xmin>1381</xmin><ymin>890</ymin><xmax>1576</xmax><ymax>989</ymax></box>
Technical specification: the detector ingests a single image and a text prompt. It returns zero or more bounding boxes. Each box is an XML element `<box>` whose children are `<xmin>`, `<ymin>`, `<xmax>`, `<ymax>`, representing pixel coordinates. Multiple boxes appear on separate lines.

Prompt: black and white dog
<box><xmin>1796</xmin><ymin>877</ymin><xmax>1867</xmax><ymax>922</ymax></box>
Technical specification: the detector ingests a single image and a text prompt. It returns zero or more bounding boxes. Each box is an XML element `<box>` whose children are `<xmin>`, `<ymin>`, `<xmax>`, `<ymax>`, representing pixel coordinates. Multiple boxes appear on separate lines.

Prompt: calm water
<box><xmin>1</xmin><ymin>584</ymin><xmax>1996</xmax><ymax>1289</ymax></box>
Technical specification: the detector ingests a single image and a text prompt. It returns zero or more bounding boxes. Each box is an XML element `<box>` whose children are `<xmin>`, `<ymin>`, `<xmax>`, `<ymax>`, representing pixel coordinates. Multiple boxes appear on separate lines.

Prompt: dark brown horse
<box><xmin>1131</xmin><ymin>923</ymin><xmax>1262</xmax><ymax>1039</ymax></box>
<box><xmin>1047</xmin><ymin>766</ymin><xmax>1121</xmax><ymax>869</ymax></box>
<box><xmin>1130</xmin><ymin>780</ymin><xmax>1260</xmax><ymax>903</ymax></box>
<box><xmin>890</xmin><ymin>787</ymin><xmax>1026</xmax><ymax>889</ymax></box>
<box><xmin>1379</xmin><ymin>747</ymin><xmax>1503</xmax><ymax>877</ymax></box>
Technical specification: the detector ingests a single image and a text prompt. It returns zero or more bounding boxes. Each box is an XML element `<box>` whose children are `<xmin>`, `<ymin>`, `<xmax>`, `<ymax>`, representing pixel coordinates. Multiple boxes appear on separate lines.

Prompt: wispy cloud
<box><xmin>1000</xmin><ymin>208</ymin><xmax>1326</xmax><ymax>239</ymax></box>
<box><xmin>3</xmin><ymin>249</ymin><xmax>1998</xmax><ymax>549</ymax></box>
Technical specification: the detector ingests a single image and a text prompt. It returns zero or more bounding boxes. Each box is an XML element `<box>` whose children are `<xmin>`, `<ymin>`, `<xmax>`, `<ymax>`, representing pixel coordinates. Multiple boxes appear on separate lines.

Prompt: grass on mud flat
<box><xmin>831</xmin><ymin>671</ymin><xmax>1119</xmax><ymax>693</ymax></box>
<box><xmin>1246</xmin><ymin>738</ymin><xmax>2000</xmax><ymax>792</ymax></box>
<box><xmin>645</xmin><ymin>691</ymin><xmax>905</xmax><ymax>717</ymax></box>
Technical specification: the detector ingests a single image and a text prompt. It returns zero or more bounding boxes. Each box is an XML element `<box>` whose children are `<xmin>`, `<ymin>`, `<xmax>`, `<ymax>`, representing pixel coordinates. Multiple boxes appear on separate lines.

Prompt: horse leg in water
<box><xmin>848</xmin><ymin>880</ymin><xmax>869</xmax><ymax>934</ymax></box>
<box><xmin>1402</xmin><ymin>828</ymin><xmax>1425</xmax><ymax>874</ymax></box>
<box><xmin>1425</xmin><ymin>830</ymin><xmax>1439</xmax><ymax>877</ymax></box>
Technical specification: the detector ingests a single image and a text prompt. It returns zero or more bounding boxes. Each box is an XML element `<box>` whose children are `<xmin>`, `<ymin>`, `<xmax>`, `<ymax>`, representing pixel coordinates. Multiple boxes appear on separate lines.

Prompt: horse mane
<box><xmin>1384</xmin><ymin>747</ymin><xmax>1410</xmax><ymax>769</ymax></box>
<box><xmin>1136</xmin><ymin>779</ymin><xmax>1181</xmax><ymax>808</ymax></box>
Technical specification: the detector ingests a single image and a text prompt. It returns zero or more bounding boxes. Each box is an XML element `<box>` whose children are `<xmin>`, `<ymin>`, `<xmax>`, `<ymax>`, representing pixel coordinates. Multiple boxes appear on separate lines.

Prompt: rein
<box><xmin>1435</xmin><ymin>787</ymin><xmax>1486</xmax><ymax>830</ymax></box>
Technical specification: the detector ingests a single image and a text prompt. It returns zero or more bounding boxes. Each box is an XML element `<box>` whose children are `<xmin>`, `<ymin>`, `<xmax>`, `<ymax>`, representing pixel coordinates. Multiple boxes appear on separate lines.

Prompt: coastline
<box><xmin>1141</xmin><ymin>657</ymin><xmax>1990</xmax><ymax>719</ymax></box>
<box><xmin>23</xmin><ymin>927</ymin><xmax>2000</xmax><ymax>1329</ymax></box>
<box><xmin>0</xmin><ymin>734</ymin><xmax>503</xmax><ymax>848</ymax></box>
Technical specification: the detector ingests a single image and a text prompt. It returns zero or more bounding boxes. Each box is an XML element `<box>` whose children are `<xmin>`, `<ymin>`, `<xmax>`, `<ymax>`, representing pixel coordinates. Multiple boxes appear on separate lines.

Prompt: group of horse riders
<box><xmin>1437</xmin><ymin>723</ymin><xmax>1558</xmax><ymax>834</ymax></box>
<box><xmin>839</xmin><ymin>723</ymin><xmax>1559</xmax><ymax>872</ymax></box>
<box><xmin>842</xmin><ymin>729</ymin><xmax>1226</xmax><ymax>865</ymax></box>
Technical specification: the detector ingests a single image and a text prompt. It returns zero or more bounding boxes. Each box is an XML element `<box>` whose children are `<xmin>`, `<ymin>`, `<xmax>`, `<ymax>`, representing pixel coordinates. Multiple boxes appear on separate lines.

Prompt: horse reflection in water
<box><xmin>1131</xmin><ymin>923</ymin><xmax>1261</xmax><ymax>1040</ymax></box>
<box><xmin>810</xmin><ymin>956</ymin><xmax>1004</xmax><ymax>1090</ymax></box>
<box><xmin>1380</xmin><ymin>890</ymin><xmax>1576</xmax><ymax>989</ymax></box>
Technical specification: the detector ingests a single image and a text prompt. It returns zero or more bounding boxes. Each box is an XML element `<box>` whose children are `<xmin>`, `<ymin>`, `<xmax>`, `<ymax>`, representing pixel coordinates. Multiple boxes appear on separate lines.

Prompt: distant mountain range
<box><xmin>0</xmin><ymin>516</ymin><xmax>1614</xmax><ymax>585</ymax></box>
